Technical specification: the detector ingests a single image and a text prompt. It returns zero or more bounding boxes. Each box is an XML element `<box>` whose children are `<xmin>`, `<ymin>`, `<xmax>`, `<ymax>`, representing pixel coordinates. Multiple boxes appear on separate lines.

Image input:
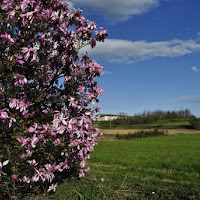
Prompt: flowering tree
<box><xmin>0</xmin><ymin>0</ymin><xmax>108</xmax><ymax>198</ymax></box>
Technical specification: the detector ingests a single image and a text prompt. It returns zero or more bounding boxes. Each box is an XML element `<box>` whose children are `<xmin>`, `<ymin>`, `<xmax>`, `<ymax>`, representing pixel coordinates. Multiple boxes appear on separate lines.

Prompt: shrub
<box><xmin>0</xmin><ymin>0</ymin><xmax>108</xmax><ymax>198</ymax></box>
<box><xmin>115</xmin><ymin>129</ymin><xmax>167</xmax><ymax>140</ymax></box>
<box><xmin>190</xmin><ymin>118</ymin><xmax>200</xmax><ymax>130</ymax></box>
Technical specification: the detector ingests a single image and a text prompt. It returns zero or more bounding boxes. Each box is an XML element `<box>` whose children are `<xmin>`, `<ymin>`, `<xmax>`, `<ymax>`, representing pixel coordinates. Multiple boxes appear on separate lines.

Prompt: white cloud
<box><xmin>102</xmin><ymin>71</ymin><xmax>112</xmax><ymax>75</ymax></box>
<box><xmin>64</xmin><ymin>1</ymin><xmax>75</xmax><ymax>11</ymax></box>
<box><xmin>66</xmin><ymin>0</ymin><xmax>160</xmax><ymax>22</ymax></box>
<box><xmin>171</xmin><ymin>96</ymin><xmax>200</xmax><ymax>103</ymax></box>
<box><xmin>80</xmin><ymin>39</ymin><xmax>200</xmax><ymax>63</ymax></box>
<box><xmin>192</xmin><ymin>66</ymin><xmax>200</xmax><ymax>72</ymax></box>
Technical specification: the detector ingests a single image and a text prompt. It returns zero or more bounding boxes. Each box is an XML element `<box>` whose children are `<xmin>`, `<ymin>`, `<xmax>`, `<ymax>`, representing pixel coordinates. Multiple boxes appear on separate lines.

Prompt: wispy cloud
<box><xmin>66</xmin><ymin>0</ymin><xmax>160</xmax><ymax>23</ymax></box>
<box><xmin>171</xmin><ymin>96</ymin><xmax>200</xmax><ymax>103</ymax></box>
<box><xmin>64</xmin><ymin>0</ymin><xmax>75</xmax><ymax>11</ymax></box>
<box><xmin>102</xmin><ymin>71</ymin><xmax>112</xmax><ymax>75</ymax></box>
<box><xmin>80</xmin><ymin>39</ymin><xmax>200</xmax><ymax>63</ymax></box>
<box><xmin>192</xmin><ymin>66</ymin><xmax>200</xmax><ymax>72</ymax></box>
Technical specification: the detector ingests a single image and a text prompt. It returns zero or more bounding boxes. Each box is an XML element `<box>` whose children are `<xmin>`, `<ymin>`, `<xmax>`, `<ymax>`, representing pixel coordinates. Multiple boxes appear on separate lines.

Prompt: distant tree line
<box><xmin>113</xmin><ymin>109</ymin><xmax>193</xmax><ymax>125</ymax></box>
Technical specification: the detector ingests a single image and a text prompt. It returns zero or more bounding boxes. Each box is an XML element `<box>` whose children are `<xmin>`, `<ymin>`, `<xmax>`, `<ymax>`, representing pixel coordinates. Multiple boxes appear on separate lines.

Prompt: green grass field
<box><xmin>49</xmin><ymin>134</ymin><xmax>200</xmax><ymax>200</ymax></box>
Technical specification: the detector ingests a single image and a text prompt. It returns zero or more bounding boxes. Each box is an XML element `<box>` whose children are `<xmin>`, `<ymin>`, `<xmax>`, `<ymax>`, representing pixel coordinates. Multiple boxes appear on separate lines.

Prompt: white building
<box><xmin>98</xmin><ymin>114</ymin><xmax>119</xmax><ymax>121</ymax></box>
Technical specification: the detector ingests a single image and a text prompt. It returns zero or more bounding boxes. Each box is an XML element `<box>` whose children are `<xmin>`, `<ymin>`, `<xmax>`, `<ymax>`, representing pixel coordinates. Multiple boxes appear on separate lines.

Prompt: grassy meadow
<box><xmin>49</xmin><ymin>133</ymin><xmax>200</xmax><ymax>200</ymax></box>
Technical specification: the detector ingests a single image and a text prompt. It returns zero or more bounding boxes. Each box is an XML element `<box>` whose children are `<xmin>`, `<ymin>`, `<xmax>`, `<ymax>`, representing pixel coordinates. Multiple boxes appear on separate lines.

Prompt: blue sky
<box><xmin>65</xmin><ymin>0</ymin><xmax>200</xmax><ymax>117</ymax></box>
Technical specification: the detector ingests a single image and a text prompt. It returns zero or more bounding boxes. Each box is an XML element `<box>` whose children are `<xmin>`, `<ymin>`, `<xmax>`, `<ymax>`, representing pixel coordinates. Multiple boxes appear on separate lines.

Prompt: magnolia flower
<box><xmin>53</xmin><ymin>138</ymin><xmax>61</xmax><ymax>146</ymax></box>
<box><xmin>9</xmin><ymin>98</ymin><xmax>32</xmax><ymax>113</ymax></box>
<box><xmin>20</xmin><ymin>0</ymin><xmax>36</xmax><ymax>12</ymax></box>
<box><xmin>47</xmin><ymin>183</ymin><xmax>57</xmax><ymax>192</ymax></box>
<box><xmin>32</xmin><ymin>173</ymin><xmax>40</xmax><ymax>182</ymax></box>
<box><xmin>8</xmin><ymin>117</ymin><xmax>16</xmax><ymax>127</ymax></box>
<box><xmin>69</xmin><ymin>97</ymin><xmax>78</xmax><ymax>107</ymax></box>
<box><xmin>14</xmin><ymin>55</ymin><xmax>25</xmax><ymax>64</ymax></box>
<box><xmin>17</xmin><ymin>137</ymin><xmax>25</xmax><ymax>144</ymax></box>
<box><xmin>0</xmin><ymin>109</ymin><xmax>16</xmax><ymax>127</ymax></box>
<box><xmin>1</xmin><ymin>33</ymin><xmax>15</xmax><ymax>43</ymax></box>
<box><xmin>12</xmin><ymin>174</ymin><xmax>18</xmax><ymax>180</ymax></box>
<box><xmin>0</xmin><ymin>86</ymin><xmax>3</xmax><ymax>94</ymax></box>
<box><xmin>31</xmin><ymin>135</ymin><xmax>39</xmax><ymax>148</ymax></box>
<box><xmin>95</xmin><ymin>29</ymin><xmax>109</xmax><ymax>42</ymax></box>
<box><xmin>0</xmin><ymin>160</ymin><xmax>9</xmax><ymax>176</ymax></box>
<box><xmin>22</xmin><ymin>47</ymin><xmax>37</xmax><ymax>62</ymax></box>
<box><xmin>0</xmin><ymin>109</ymin><xmax>9</xmax><ymax>119</ymax></box>
<box><xmin>100</xmin><ymin>178</ymin><xmax>104</xmax><ymax>183</ymax></box>
<box><xmin>79</xmin><ymin>169</ymin><xmax>85</xmax><ymax>178</ymax></box>
<box><xmin>78</xmin><ymin>85</ymin><xmax>85</xmax><ymax>94</ymax></box>
<box><xmin>14</xmin><ymin>74</ymin><xmax>27</xmax><ymax>85</ymax></box>
<box><xmin>2</xmin><ymin>0</ymin><xmax>14</xmax><ymax>11</ymax></box>
<box><xmin>45</xmin><ymin>171</ymin><xmax>55</xmax><ymax>183</ymax></box>
<box><xmin>23</xmin><ymin>176</ymin><xmax>30</xmax><ymax>183</ymax></box>
<box><xmin>28</xmin><ymin>159</ymin><xmax>38</xmax><ymax>167</ymax></box>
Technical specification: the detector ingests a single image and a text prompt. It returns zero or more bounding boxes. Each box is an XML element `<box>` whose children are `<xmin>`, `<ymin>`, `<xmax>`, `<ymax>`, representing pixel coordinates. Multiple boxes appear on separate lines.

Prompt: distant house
<box><xmin>98</xmin><ymin>114</ymin><xmax>119</xmax><ymax>121</ymax></box>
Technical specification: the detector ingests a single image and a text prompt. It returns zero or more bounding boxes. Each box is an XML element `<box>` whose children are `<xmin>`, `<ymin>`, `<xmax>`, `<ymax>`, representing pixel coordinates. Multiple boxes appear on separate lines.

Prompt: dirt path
<box><xmin>98</xmin><ymin>128</ymin><xmax>200</xmax><ymax>135</ymax></box>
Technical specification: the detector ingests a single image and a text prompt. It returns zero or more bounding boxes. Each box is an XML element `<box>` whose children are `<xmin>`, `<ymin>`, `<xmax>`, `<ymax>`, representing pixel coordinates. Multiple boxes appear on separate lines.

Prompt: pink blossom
<box><xmin>95</xmin><ymin>29</ymin><xmax>109</xmax><ymax>42</ymax></box>
<box><xmin>0</xmin><ymin>160</ymin><xmax>9</xmax><ymax>176</ymax></box>
<box><xmin>53</xmin><ymin>138</ymin><xmax>61</xmax><ymax>146</ymax></box>
<box><xmin>8</xmin><ymin>117</ymin><xmax>16</xmax><ymax>127</ymax></box>
<box><xmin>21</xmin><ymin>47</ymin><xmax>37</xmax><ymax>62</ymax></box>
<box><xmin>94</xmin><ymin>107</ymin><xmax>101</xmax><ymax>112</ymax></box>
<box><xmin>1</xmin><ymin>33</ymin><xmax>15</xmax><ymax>43</ymax></box>
<box><xmin>44</xmin><ymin>8</ymin><xmax>53</xmax><ymax>19</ymax></box>
<box><xmin>17</xmin><ymin>137</ymin><xmax>25</xmax><ymax>144</ymax></box>
<box><xmin>42</xmin><ymin>108</ymin><xmax>52</xmax><ymax>114</ymax></box>
<box><xmin>0</xmin><ymin>86</ymin><xmax>4</xmax><ymax>94</ymax></box>
<box><xmin>12</xmin><ymin>174</ymin><xmax>18</xmax><ymax>180</ymax></box>
<box><xmin>22</xmin><ymin>110</ymin><xmax>29</xmax><ymax>116</ymax></box>
<box><xmin>47</xmin><ymin>183</ymin><xmax>57</xmax><ymax>192</ymax></box>
<box><xmin>78</xmin><ymin>85</ymin><xmax>85</xmax><ymax>94</ymax></box>
<box><xmin>9</xmin><ymin>98</ymin><xmax>32</xmax><ymax>113</ymax></box>
<box><xmin>20</xmin><ymin>0</ymin><xmax>36</xmax><ymax>12</ymax></box>
<box><xmin>69</xmin><ymin>97</ymin><xmax>78</xmax><ymax>108</ymax></box>
<box><xmin>14</xmin><ymin>74</ymin><xmax>27</xmax><ymax>85</ymax></box>
<box><xmin>100</xmin><ymin>178</ymin><xmax>104</xmax><ymax>182</ymax></box>
<box><xmin>20</xmin><ymin>150</ymin><xmax>32</xmax><ymax>159</ymax></box>
<box><xmin>31</xmin><ymin>134</ymin><xmax>39</xmax><ymax>148</ymax></box>
<box><xmin>79</xmin><ymin>169</ymin><xmax>85</xmax><ymax>178</ymax></box>
<box><xmin>2</xmin><ymin>0</ymin><xmax>14</xmax><ymax>11</ymax></box>
<box><xmin>0</xmin><ymin>109</ymin><xmax>16</xmax><ymax>127</ymax></box>
<box><xmin>23</xmin><ymin>176</ymin><xmax>30</xmax><ymax>183</ymax></box>
<box><xmin>14</xmin><ymin>56</ymin><xmax>25</xmax><ymax>64</ymax></box>
<box><xmin>32</xmin><ymin>173</ymin><xmax>40</xmax><ymax>182</ymax></box>
<box><xmin>28</xmin><ymin>159</ymin><xmax>38</xmax><ymax>167</ymax></box>
<box><xmin>0</xmin><ymin>109</ymin><xmax>9</xmax><ymax>119</ymax></box>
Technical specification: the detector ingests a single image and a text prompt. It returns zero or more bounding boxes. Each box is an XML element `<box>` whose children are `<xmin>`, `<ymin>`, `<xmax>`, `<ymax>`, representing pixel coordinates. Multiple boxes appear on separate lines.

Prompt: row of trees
<box><xmin>114</xmin><ymin>109</ymin><xmax>193</xmax><ymax>125</ymax></box>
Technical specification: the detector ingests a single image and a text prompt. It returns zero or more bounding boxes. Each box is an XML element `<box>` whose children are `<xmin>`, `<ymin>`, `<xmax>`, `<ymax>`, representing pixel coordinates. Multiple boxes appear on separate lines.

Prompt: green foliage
<box><xmin>115</xmin><ymin>129</ymin><xmax>166</xmax><ymax>140</ymax></box>
<box><xmin>190</xmin><ymin>117</ymin><xmax>200</xmax><ymax>130</ymax></box>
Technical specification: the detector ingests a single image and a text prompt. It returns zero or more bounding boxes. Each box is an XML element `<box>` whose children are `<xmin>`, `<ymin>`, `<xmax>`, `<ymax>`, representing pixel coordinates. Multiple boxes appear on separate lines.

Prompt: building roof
<box><xmin>98</xmin><ymin>114</ymin><xmax>118</xmax><ymax>117</ymax></box>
